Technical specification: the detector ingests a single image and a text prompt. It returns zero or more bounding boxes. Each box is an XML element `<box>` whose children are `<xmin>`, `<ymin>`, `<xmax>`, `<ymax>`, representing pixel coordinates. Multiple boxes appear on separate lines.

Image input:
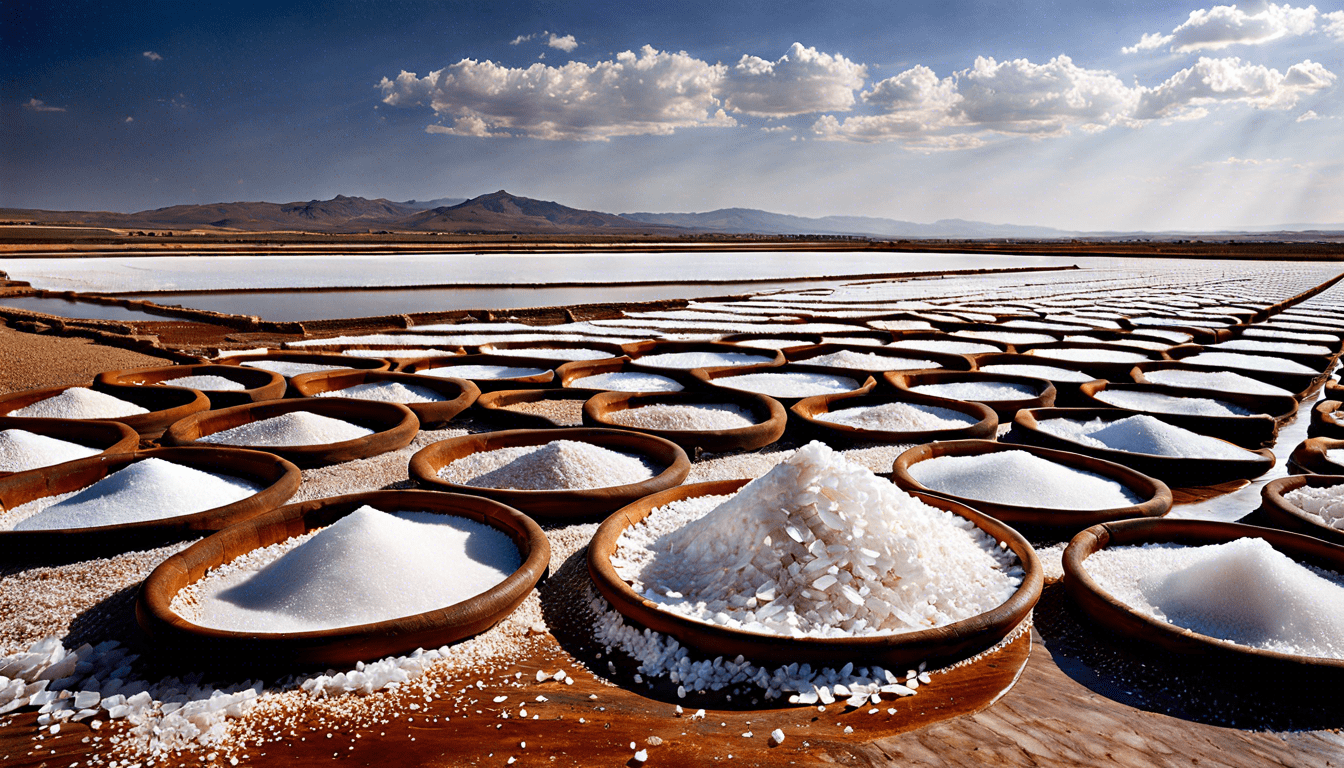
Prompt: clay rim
<box><xmin>622</xmin><ymin>340</ymin><xmax>785</xmax><ymax>374</ymax></box>
<box><xmin>1259</xmin><ymin>474</ymin><xmax>1344</xmax><ymax>547</ymax></box>
<box><xmin>161</xmin><ymin>398</ymin><xmax>419</xmax><ymax>462</ymax></box>
<box><xmin>94</xmin><ymin>364</ymin><xmax>286</xmax><ymax>401</ymax></box>
<box><xmin>1289</xmin><ymin>437</ymin><xmax>1344</xmax><ymax>474</ymax></box>
<box><xmin>587</xmin><ymin>478</ymin><xmax>1043</xmax><ymax>668</ymax></box>
<box><xmin>884</xmin><ymin>370</ymin><xmax>1056</xmax><ymax>417</ymax></box>
<box><xmin>0</xmin><ymin>416</ymin><xmax>139</xmax><ymax>477</ymax></box>
<box><xmin>789</xmin><ymin>388</ymin><xmax>998</xmax><ymax>444</ymax></box>
<box><xmin>217</xmin><ymin>351</ymin><xmax>391</xmax><ymax>374</ymax></box>
<box><xmin>555</xmin><ymin>357</ymin><xmax>701</xmax><ymax>394</ymax></box>
<box><xmin>1077</xmin><ymin>379</ymin><xmax>1297</xmax><ymax>423</ymax></box>
<box><xmin>475</xmin><ymin>388</ymin><xmax>595</xmax><ymax>429</ymax></box>
<box><xmin>690</xmin><ymin>362</ymin><xmax>878</xmax><ymax>406</ymax></box>
<box><xmin>287</xmin><ymin>369</ymin><xmax>479</xmax><ymax>427</ymax></box>
<box><xmin>583</xmin><ymin>390</ymin><xmax>788</xmax><ymax>451</ymax></box>
<box><xmin>0</xmin><ymin>383</ymin><xmax>210</xmax><ymax>436</ymax></box>
<box><xmin>784</xmin><ymin>342</ymin><xmax>975</xmax><ymax>373</ymax></box>
<box><xmin>136</xmin><ymin>490</ymin><xmax>549</xmax><ymax>652</ymax></box>
<box><xmin>1061</xmin><ymin>517</ymin><xmax>1344</xmax><ymax>670</ymax></box>
<box><xmin>397</xmin><ymin>353</ymin><xmax>557</xmax><ymax>388</ymax></box>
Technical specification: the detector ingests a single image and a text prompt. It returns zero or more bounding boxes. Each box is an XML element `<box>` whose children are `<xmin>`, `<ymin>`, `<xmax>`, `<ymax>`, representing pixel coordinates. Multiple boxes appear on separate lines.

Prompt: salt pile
<box><xmin>1027</xmin><ymin>348</ymin><xmax>1150</xmax><ymax>364</ymax></box>
<box><xmin>1284</xmin><ymin>483</ymin><xmax>1344</xmax><ymax>530</ymax></box>
<box><xmin>1094</xmin><ymin>389</ymin><xmax>1253</xmax><ymax>418</ymax></box>
<box><xmin>198</xmin><ymin>411</ymin><xmax>374</xmax><ymax>447</ymax></box>
<box><xmin>10</xmin><ymin>458</ymin><xmax>261</xmax><ymax>531</ymax></box>
<box><xmin>731</xmin><ymin>338</ymin><xmax>812</xmax><ymax>350</ymax></box>
<box><xmin>568</xmin><ymin>371</ymin><xmax>685</xmax><ymax>392</ymax></box>
<box><xmin>886</xmin><ymin>339</ymin><xmax>1000</xmax><ymax>355</ymax></box>
<box><xmin>488</xmin><ymin>347</ymin><xmax>615</xmax><ymax>361</ymax></box>
<box><xmin>0</xmin><ymin>429</ymin><xmax>99</xmax><ymax>473</ymax></box>
<box><xmin>1084</xmin><ymin>539</ymin><xmax>1344</xmax><ymax>659</ymax></box>
<box><xmin>240</xmin><ymin>360</ymin><xmax>345</xmax><ymax>377</ymax></box>
<box><xmin>978</xmin><ymin>364</ymin><xmax>1095</xmax><ymax>383</ymax></box>
<box><xmin>1182</xmin><ymin>352</ymin><xmax>1317</xmax><ymax>375</ymax></box>
<box><xmin>1216</xmin><ymin>339</ymin><xmax>1332</xmax><ymax>356</ymax></box>
<box><xmin>908</xmin><ymin>451</ymin><xmax>1142</xmax><ymax>510</ymax></box>
<box><xmin>185</xmin><ymin>506</ymin><xmax>520</xmax><ymax>632</ymax></box>
<box><xmin>910</xmin><ymin>381</ymin><xmax>1036</xmax><ymax>401</ymax></box>
<box><xmin>420</xmin><ymin>364</ymin><xmax>549</xmax><ymax>379</ymax></box>
<box><xmin>438</xmin><ymin>440</ymin><xmax>658</xmax><ymax>490</ymax></box>
<box><xmin>1140</xmin><ymin>368</ymin><xmax>1293</xmax><ymax>397</ymax></box>
<box><xmin>806</xmin><ymin>350</ymin><xmax>938</xmax><ymax>371</ymax></box>
<box><xmin>1037</xmin><ymin>415</ymin><xmax>1259</xmax><ymax>460</ymax></box>
<box><xmin>158</xmin><ymin>375</ymin><xmax>247</xmax><ymax>391</ymax></box>
<box><xmin>9</xmin><ymin>388</ymin><xmax>149</xmax><ymax>419</ymax></box>
<box><xmin>612</xmin><ymin>442</ymin><xmax>1022</xmax><ymax>637</ymax></box>
<box><xmin>607</xmin><ymin>403</ymin><xmax>756</xmax><ymax>431</ymax></box>
<box><xmin>954</xmin><ymin>330</ymin><xmax>1057</xmax><ymax>345</ymax></box>
<box><xmin>817</xmin><ymin>402</ymin><xmax>976</xmax><ymax>432</ymax></box>
<box><xmin>315</xmin><ymin>380</ymin><xmax>445</xmax><ymax>404</ymax></box>
<box><xmin>632</xmin><ymin>351</ymin><xmax>773</xmax><ymax>369</ymax></box>
<box><xmin>714</xmin><ymin>372</ymin><xmax>860</xmax><ymax>398</ymax></box>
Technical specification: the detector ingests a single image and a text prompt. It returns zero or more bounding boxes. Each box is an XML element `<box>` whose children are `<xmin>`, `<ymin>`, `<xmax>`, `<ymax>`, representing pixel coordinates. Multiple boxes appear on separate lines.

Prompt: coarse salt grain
<box><xmin>419</xmin><ymin>364</ymin><xmax>548</xmax><ymax>380</ymax></box>
<box><xmin>156</xmin><ymin>375</ymin><xmax>248</xmax><ymax>391</ymax></box>
<box><xmin>978</xmin><ymin>364</ymin><xmax>1094</xmax><ymax>383</ymax></box>
<box><xmin>816</xmin><ymin>402</ymin><xmax>974</xmax><ymax>432</ymax></box>
<box><xmin>315</xmin><ymin>380</ymin><xmax>445</xmax><ymax>404</ymax></box>
<box><xmin>805</xmin><ymin>350</ymin><xmax>938</xmax><ymax>371</ymax></box>
<box><xmin>198</xmin><ymin>411</ymin><xmax>374</xmax><ymax>447</ymax></box>
<box><xmin>1140</xmin><ymin>368</ymin><xmax>1293</xmax><ymax>397</ymax></box>
<box><xmin>632</xmin><ymin>351</ymin><xmax>773</xmax><ymax>369</ymax></box>
<box><xmin>1093</xmin><ymin>389</ymin><xmax>1253</xmax><ymax>418</ymax></box>
<box><xmin>909</xmin><ymin>381</ymin><xmax>1036</xmax><ymax>402</ymax></box>
<box><xmin>908</xmin><ymin>450</ymin><xmax>1142</xmax><ymax>510</ymax></box>
<box><xmin>438</xmin><ymin>440</ymin><xmax>658</xmax><ymax>490</ymax></box>
<box><xmin>1026</xmin><ymin>348</ymin><xmax>1150</xmax><ymax>364</ymax></box>
<box><xmin>240</xmin><ymin>360</ymin><xmax>346</xmax><ymax>377</ymax></box>
<box><xmin>9</xmin><ymin>388</ymin><xmax>149</xmax><ymax>419</ymax></box>
<box><xmin>1036</xmin><ymin>414</ymin><xmax>1260</xmax><ymax>461</ymax></box>
<box><xmin>606</xmin><ymin>403</ymin><xmax>756</xmax><ymax>431</ymax></box>
<box><xmin>1284</xmin><ymin>483</ymin><xmax>1344</xmax><ymax>529</ymax></box>
<box><xmin>0</xmin><ymin>429</ymin><xmax>100</xmax><ymax>474</ymax></box>
<box><xmin>713</xmin><ymin>372</ymin><xmax>860</xmax><ymax>398</ymax></box>
<box><xmin>567</xmin><ymin>372</ymin><xmax>685</xmax><ymax>392</ymax></box>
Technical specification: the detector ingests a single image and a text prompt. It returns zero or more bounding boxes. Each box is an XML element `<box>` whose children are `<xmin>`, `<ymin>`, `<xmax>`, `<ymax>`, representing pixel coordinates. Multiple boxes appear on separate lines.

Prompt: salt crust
<box><xmin>199</xmin><ymin>411</ymin><xmax>374</xmax><ymax>447</ymax></box>
<box><xmin>1037</xmin><ymin>415</ymin><xmax>1260</xmax><ymax>461</ymax></box>
<box><xmin>157</xmin><ymin>374</ymin><xmax>247</xmax><ymax>391</ymax></box>
<box><xmin>1066</xmin><ymin>335</ymin><xmax>1169</xmax><ymax>351</ymax></box>
<box><xmin>179</xmin><ymin>506</ymin><xmax>520</xmax><ymax>632</ymax></box>
<box><xmin>816</xmin><ymin>402</ymin><xmax>974</xmax><ymax>432</ymax></box>
<box><xmin>806</xmin><ymin>350</ymin><xmax>938</xmax><ymax>371</ymax></box>
<box><xmin>315</xmin><ymin>380</ymin><xmax>445</xmax><ymax>404</ymax></box>
<box><xmin>241</xmin><ymin>360</ymin><xmax>345</xmax><ymax>376</ymax></box>
<box><xmin>420</xmin><ymin>364</ymin><xmax>548</xmax><ymax>379</ymax></box>
<box><xmin>1094</xmin><ymin>389</ymin><xmax>1253</xmax><ymax>418</ymax></box>
<box><xmin>1027</xmin><ymin>347</ymin><xmax>1150</xmax><ymax>364</ymax></box>
<box><xmin>1215</xmin><ymin>339</ymin><xmax>1332</xmax><ymax>356</ymax></box>
<box><xmin>606</xmin><ymin>403</ymin><xmax>756</xmax><ymax>431</ymax></box>
<box><xmin>612</xmin><ymin>443</ymin><xmax>1021</xmax><ymax>638</ymax></box>
<box><xmin>1141</xmin><ymin>368</ymin><xmax>1294</xmax><ymax>397</ymax></box>
<box><xmin>953</xmin><ymin>330</ymin><xmax>1056</xmax><ymax>345</ymax></box>
<box><xmin>438</xmin><ymin>440</ymin><xmax>658</xmax><ymax>490</ymax></box>
<box><xmin>1084</xmin><ymin>539</ymin><xmax>1344</xmax><ymax>659</ymax></box>
<box><xmin>1284</xmin><ymin>483</ymin><xmax>1344</xmax><ymax>530</ymax></box>
<box><xmin>909</xmin><ymin>451</ymin><xmax>1143</xmax><ymax>510</ymax></box>
<box><xmin>714</xmin><ymin>372</ymin><xmax>860</xmax><ymax>397</ymax></box>
<box><xmin>1326</xmin><ymin>449</ymin><xmax>1344</xmax><ymax>469</ymax></box>
<box><xmin>731</xmin><ymin>338</ymin><xmax>813</xmax><ymax>350</ymax></box>
<box><xmin>910</xmin><ymin>381</ymin><xmax>1036</xmax><ymax>401</ymax></box>
<box><xmin>0</xmin><ymin>428</ymin><xmax>99</xmax><ymax>473</ymax></box>
<box><xmin>1183</xmin><ymin>352</ymin><xmax>1318</xmax><ymax>375</ymax></box>
<box><xmin>632</xmin><ymin>351</ymin><xmax>773</xmax><ymax>369</ymax></box>
<box><xmin>867</xmin><ymin>319</ymin><xmax>934</xmax><ymax>331</ymax></box>
<box><xmin>9</xmin><ymin>387</ymin><xmax>149</xmax><ymax>419</ymax></box>
<box><xmin>487</xmin><ymin>347</ymin><xmax>615</xmax><ymax>361</ymax></box>
<box><xmin>978</xmin><ymin>364</ymin><xmax>1094</xmax><ymax>383</ymax></box>
<box><xmin>886</xmin><ymin>339</ymin><xmax>999</xmax><ymax>355</ymax></box>
<box><xmin>7</xmin><ymin>458</ymin><xmax>262</xmax><ymax>532</ymax></box>
<box><xmin>568</xmin><ymin>371</ymin><xmax>685</xmax><ymax>392</ymax></box>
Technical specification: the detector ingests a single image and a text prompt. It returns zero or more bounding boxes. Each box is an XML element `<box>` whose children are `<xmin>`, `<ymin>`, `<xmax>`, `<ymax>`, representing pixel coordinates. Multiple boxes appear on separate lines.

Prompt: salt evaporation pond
<box><xmin>9</xmin><ymin>388</ymin><xmax>148</xmax><ymax>419</ymax></box>
<box><xmin>817</xmin><ymin>402</ymin><xmax>976</xmax><ymax>431</ymax></box>
<box><xmin>886</xmin><ymin>339</ymin><xmax>1001</xmax><ymax>355</ymax></box>
<box><xmin>909</xmin><ymin>381</ymin><xmax>1036</xmax><ymax>401</ymax></box>
<box><xmin>158</xmin><ymin>375</ymin><xmax>248</xmax><ymax>391</ymax></box>
<box><xmin>978</xmin><ymin>364</ymin><xmax>1095</xmax><ymax>383</ymax></box>
<box><xmin>438</xmin><ymin>440</ymin><xmax>658</xmax><ymax>490</ymax></box>
<box><xmin>567</xmin><ymin>372</ymin><xmax>684</xmax><ymax>392</ymax></box>
<box><xmin>1284</xmin><ymin>484</ymin><xmax>1344</xmax><ymax>530</ymax></box>
<box><xmin>909</xmin><ymin>451</ymin><xmax>1142</xmax><ymax>510</ymax></box>
<box><xmin>1026</xmin><ymin>348</ymin><xmax>1151</xmax><ymax>364</ymax></box>
<box><xmin>198</xmin><ymin>412</ymin><xmax>374</xmax><ymax>447</ymax></box>
<box><xmin>1037</xmin><ymin>415</ymin><xmax>1261</xmax><ymax>460</ymax></box>
<box><xmin>240</xmin><ymin>361</ymin><xmax>347</xmax><ymax>377</ymax></box>
<box><xmin>1215</xmin><ymin>339</ymin><xmax>1333</xmax><ymax>356</ymax></box>
<box><xmin>1093</xmin><ymin>389</ymin><xmax>1254</xmax><ymax>418</ymax></box>
<box><xmin>1083</xmin><ymin>539</ymin><xmax>1344</xmax><ymax>659</ymax></box>
<box><xmin>805</xmin><ymin>350</ymin><xmax>938</xmax><ymax>371</ymax></box>
<box><xmin>632</xmin><ymin>351</ymin><xmax>774</xmax><ymax>369</ymax></box>
<box><xmin>712</xmin><ymin>372</ymin><xmax>860</xmax><ymax>398</ymax></box>
<box><xmin>1182</xmin><ymin>352</ymin><xmax>1318</xmax><ymax>376</ymax></box>
<box><xmin>315</xmin><ymin>380</ymin><xmax>445</xmax><ymax>404</ymax></box>
<box><xmin>953</xmin><ymin>330</ymin><xmax>1057</xmax><ymax>346</ymax></box>
<box><xmin>612</xmin><ymin>442</ymin><xmax>1022</xmax><ymax>637</ymax></box>
<box><xmin>605</xmin><ymin>403</ymin><xmax>756</xmax><ymax>431</ymax></box>
<box><xmin>0</xmin><ymin>429</ymin><xmax>99</xmax><ymax>474</ymax></box>
<box><xmin>181</xmin><ymin>506</ymin><xmax>520</xmax><ymax>633</ymax></box>
<box><xmin>868</xmin><ymin>319</ymin><xmax>934</xmax><ymax>331</ymax></box>
<box><xmin>488</xmin><ymin>347</ymin><xmax>615</xmax><ymax>361</ymax></box>
<box><xmin>420</xmin><ymin>364</ymin><xmax>548</xmax><ymax>379</ymax></box>
<box><xmin>1140</xmin><ymin>368</ymin><xmax>1294</xmax><ymax>397</ymax></box>
<box><xmin>6</xmin><ymin>458</ymin><xmax>260</xmax><ymax>531</ymax></box>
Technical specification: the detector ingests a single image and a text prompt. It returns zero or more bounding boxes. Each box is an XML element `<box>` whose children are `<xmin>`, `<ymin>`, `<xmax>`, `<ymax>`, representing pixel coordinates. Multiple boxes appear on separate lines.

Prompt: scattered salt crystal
<box><xmin>908</xmin><ymin>450</ymin><xmax>1142</xmax><ymax>510</ymax></box>
<box><xmin>816</xmin><ymin>402</ymin><xmax>975</xmax><ymax>432</ymax></box>
<box><xmin>9</xmin><ymin>388</ymin><xmax>149</xmax><ymax>419</ymax></box>
<box><xmin>770</xmin><ymin>728</ymin><xmax>785</xmax><ymax>745</ymax></box>
<box><xmin>157</xmin><ymin>375</ymin><xmax>247</xmax><ymax>391</ymax></box>
<box><xmin>606</xmin><ymin>403</ymin><xmax>756</xmax><ymax>431</ymax></box>
<box><xmin>0</xmin><ymin>429</ymin><xmax>100</xmax><ymax>474</ymax></box>
<box><xmin>909</xmin><ymin>381</ymin><xmax>1036</xmax><ymax>402</ymax></box>
<box><xmin>806</xmin><ymin>350</ymin><xmax>938</xmax><ymax>371</ymax></box>
<box><xmin>198</xmin><ymin>411</ymin><xmax>374</xmax><ymax>447</ymax></box>
<box><xmin>438</xmin><ymin>440</ymin><xmax>658</xmax><ymax>490</ymax></box>
<box><xmin>315</xmin><ymin>380</ymin><xmax>445</xmax><ymax>404</ymax></box>
<box><xmin>568</xmin><ymin>372</ymin><xmax>685</xmax><ymax>392</ymax></box>
<box><xmin>1284</xmin><ymin>483</ymin><xmax>1344</xmax><ymax>529</ymax></box>
<box><xmin>1037</xmin><ymin>414</ymin><xmax>1260</xmax><ymax>460</ymax></box>
<box><xmin>713</xmin><ymin>372</ymin><xmax>860</xmax><ymax>398</ymax></box>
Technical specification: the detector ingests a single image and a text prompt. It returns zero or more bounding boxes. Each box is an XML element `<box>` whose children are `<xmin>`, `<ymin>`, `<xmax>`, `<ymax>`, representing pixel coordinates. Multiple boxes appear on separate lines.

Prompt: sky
<box><xmin>3</xmin><ymin>0</ymin><xmax>1342</xmax><ymax>231</ymax></box>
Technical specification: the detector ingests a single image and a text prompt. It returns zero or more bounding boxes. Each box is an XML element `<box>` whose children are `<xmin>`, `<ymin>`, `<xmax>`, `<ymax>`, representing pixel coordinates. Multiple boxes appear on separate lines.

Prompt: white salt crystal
<box><xmin>816</xmin><ymin>402</ymin><xmax>975</xmax><ymax>432</ymax></box>
<box><xmin>1026</xmin><ymin>348</ymin><xmax>1150</xmax><ymax>364</ymax></box>
<box><xmin>419</xmin><ymin>364</ymin><xmax>548</xmax><ymax>380</ymax></box>
<box><xmin>567</xmin><ymin>372</ymin><xmax>685</xmax><ymax>392</ymax></box>
<box><xmin>713</xmin><ymin>372</ymin><xmax>860</xmax><ymax>398</ymax></box>
<box><xmin>867</xmin><ymin>319</ymin><xmax>933</xmax><ymax>331</ymax></box>
<box><xmin>187</xmin><ymin>506</ymin><xmax>520</xmax><ymax>632</ymax></box>
<box><xmin>978</xmin><ymin>364</ymin><xmax>1094</xmax><ymax>383</ymax></box>
<box><xmin>886</xmin><ymin>339</ymin><xmax>1000</xmax><ymax>355</ymax></box>
<box><xmin>806</xmin><ymin>350</ymin><xmax>939</xmax><ymax>371</ymax></box>
<box><xmin>606</xmin><ymin>404</ymin><xmax>756</xmax><ymax>431</ymax></box>
<box><xmin>1214</xmin><ymin>339</ymin><xmax>1332</xmax><ymax>356</ymax></box>
<box><xmin>438</xmin><ymin>440</ymin><xmax>658</xmax><ymax>490</ymax></box>
<box><xmin>1037</xmin><ymin>415</ymin><xmax>1261</xmax><ymax>460</ymax></box>
<box><xmin>315</xmin><ymin>381</ymin><xmax>445</xmax><ymax>404</ymax></box>
<box><xmin>909</xmin><ymin>381</ymin><xmax>1036</xmax><ymax>401</ymax></box>
<box><xmin>488</xmin><ymin>348</ymin><xmax>615</xmax><ymax>361</ymax></box>
<box><xmin>908</xmin><ymin>451</ymin><xmax>1142</xmax><ymax>510</ymax></box>
<box><xmin>11</xmin><ymin>458</ymin><xmax>261</xmax><ymax>531</ymax></box>
<box><xmin>953</xmin><ymin>330</ymin><xmax>1057</xmax><ymax>346</ymax></box>
<box><xmin>1284</xmin><ymin>483</ymin><xmax>1344</xmax><ymax>530</ymax></box>
<box><xmin>0</xmin><ymin>429</ymin><xmax>99</xmax><ymax>474</ymax></box>
<box><xmin>1326</xmin><ymin>449</ymin><xmax>1344</xmax><ymax>469</ymax></box>
<box><xmin>240</xmin><ymin>361</ymin><xmax>345</xmax><ymax>377</ymax></box>
<box><xmin>633</xmin><ymin>351</ymin><xmax>773</xmax><ymax>369</ymax></box>
<box><xmin>198</xmin><ymin>411</ymin><xmax>373</xmax><ymax>447</ymax></box>
<box><xmin>1140</xmin><ymin>368</ymin><xmax>1293</xmax><ymax>397</ymax></box>
<box><xmin>9</xmin><ymin>388</ymin><xmax>149</xmax><ymax>419</ymax></box>
<box><xmin>1093</xmin><ymin>389</ymin><xmax>1253</xmax><ymax>418</ymax></box>
<box><xmin>1181</xmin><ymin>352</ymin><xmax>1317</xmax><ymax>375</ymax></box>
<box><xmin>157</xmin><ymin>375</ymin><xmax>247</xmax><ymax>391</ymax></box>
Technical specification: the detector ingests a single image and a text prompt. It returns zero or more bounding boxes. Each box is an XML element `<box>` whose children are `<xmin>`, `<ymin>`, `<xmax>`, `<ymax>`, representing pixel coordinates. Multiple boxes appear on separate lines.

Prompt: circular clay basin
<box><xmin>218</xmin><ymin>351</ymin><xmax>391</xmax><ymax>379</ymax></box>
<box><xmin>1128</xmin><ymin>360</ymin><xmax>1303</xmax><ymax>400</ymax></box>
<box><xmin>1013</xmin><ymin>407</ymin><xmax>1275</xmax><ymax>487</ymax></box>
<box><xmin>623</xmin><ymin>340</ymin><xmax>785</xmax><ymax>372</ymax></box>
<box><xmin>784</xmin><ymin>342</ymin><xmax>973</xmax><ymax>374</ymax></box>
<box><xmin>278</xmin><ymin>344</ymin><xmax>465</xmax><ymax>365</ymax></box>
<box><xmin>475</xmin><ymin>339</ymin><xmax>628</xmax><ymax>362</ymax></box>
<box><xmin>1077</xmin><ymin>380</ymin><xmax>1290</xmax><ymax>450</ymax></box>
<box><xmin>475</xmin><ymin>389</ymin><xmax>593</xmax><ymax>429</ymax></box>
<box><xmin>0</xmin><ymin>383</ymin><xmax>210</xmax><ymax>438</ymax></box>
<box><xmin>0</xmin><ymin>446</ymin><xmax>300</xmax><ymax>559</ymax></box>
<box><xmin>719</xmin><ymin>332</ymin><xmax>825</xmax><ymax>351</ymax></box>
<box><xmin>1259</xmin><ymin>474</ymin><xmax>1344</xmax><ymax>547</ymax></box>
<box><xmin>583</xmin><ymin>390</ymin><xmax>787</xmax><ymax>454</ymax></box>
<box><xmin>1325</xmin><ymin>377</ymin><xmax>1344</xmax><ymax>401</ymax></box>
<box><xmin>1062</xmin><ymin>518</ymin><xmax>1344</xmax><ymax>675</ymax></box>
<box><xmin>1204</xmin><ymin>340</ymin><xmax>1339</xmax><ymax>372</ymax></box>
<box><xmin>288</xmin><ymin>370</ymin><xmax>479</xmax><ymax>429</ymax></box>
<box><xmin>409</xmin><ymin>427</ymin><xmax>691</xmax><ymax>520</ymax></box>
<box><xmin>1162</xmin><ymin>347</ymin><xmax>1327</xmax><ymax>397</ymax></box>
<box><xmin>0</xmin><ymin>416</ymin><xmax>139</xmax><ymax>479</ymax></box>
<box><xmin>881</xmin><ymin>332</ymin><xmax>1013</xmax><ymax>356</ymax></box>
<box><xmin>556</xmin><ymin>357</ymin><xmax>698</xmax><ymax>394</ymax></box>
<box><xmin>95</xmin><ymin>364</ymin><xmax>286</xmax><ymax>409</ymax></box>
<box><xmin>136</xmin><ymin>489</ymin><xmax>550</xmax><ymax>669</ymax></box>
<box><xmin>891</xmin><ymin>439</ymin><xmax>1171</xmax><ymax>531</ymax></box>
<box><xmin>1121</xmin><ymin>319</ymin><xmax>1228</xmax><ymax>344</ymax></box>
<box><xmin>885</xmin><ymin>370</ymin><xmax>1055</xmax><ymax>421</ymax></box>
<box><xmin>1019</xmin><ymin>342</ymin><xmax>1168</xmax><ymax>380</ymax></box>
<box><xmin>1289</xmin><ymin>437</ymin><xmax>1344</xmax><ymax>475</ymax></box>
<box><xmin>1310</xmin><ymin>400</ymin><xmax>1344</xmax><ymax>440</ymax></box>
<box><xmin>587</xmin><ymin>478</ymin><xmax>1043</xmax><ymax>670</ymax></box>
<box><xmin>162</xmin><ymin>398</ymin><xmax>418</xmax><ymax>468</ymax></box>
<box><xmin>399</xmin><ymin>353</ymin><xmax>557</xmax><ymax>392</ymax></box>
<box><xmin>790</xmin><ymin>388</ymin><xmax>997</xmax><ymax>446</ymax></box>
<box><xmin>965</xmin><ymin>352</ymin><xmax>1099</xmax><ymax>406</ymax></box>
<box><xmin>691</xmin><ymin>363</ymin><xmax>876</xmax><ymax>407</ymax></box>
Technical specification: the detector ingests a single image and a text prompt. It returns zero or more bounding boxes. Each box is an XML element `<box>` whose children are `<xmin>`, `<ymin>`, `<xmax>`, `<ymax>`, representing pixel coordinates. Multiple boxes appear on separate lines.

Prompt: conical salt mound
<box><xmin>1085</xmin><ymin>415</ymin><xmax>1256</xmax><ymax>460</ymax></box>
<box><xmin>0</xmin><ymin>429</ymin><xmax>99</xmax><ymax>473</ymax></box>
<box><xmin>467</xmin><ymin>440</ymin><xmax>654</xmax><ymax>490</ymax></box>
<box><xmin>15</xmin><ymin>457</ymin><xmax>261</xmax><ymax>531</ymax></box>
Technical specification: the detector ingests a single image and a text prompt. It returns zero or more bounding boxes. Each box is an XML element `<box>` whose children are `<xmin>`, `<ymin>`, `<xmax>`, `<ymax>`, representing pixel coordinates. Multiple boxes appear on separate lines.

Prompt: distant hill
<box><xmin>0</xmin><ymin>195</ymin><xmax>426</xmax><ymax>233</ymax></box>
<box><xmin>395</xmin><ymin>190</ymin><xmax>684</xmax><ymax>234</ymax></box>
<box><xmin>620</xmin><ymin>208</ymin><xmax>1072</xmax><ymax>239</ymax></box>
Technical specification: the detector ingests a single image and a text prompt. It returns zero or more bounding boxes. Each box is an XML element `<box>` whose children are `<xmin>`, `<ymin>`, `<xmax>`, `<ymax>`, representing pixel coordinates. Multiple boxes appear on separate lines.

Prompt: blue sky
<box><xmin>4</xmin><ymin>1</ymin><xmax>1342</xmax><ymax>230</ymax></box>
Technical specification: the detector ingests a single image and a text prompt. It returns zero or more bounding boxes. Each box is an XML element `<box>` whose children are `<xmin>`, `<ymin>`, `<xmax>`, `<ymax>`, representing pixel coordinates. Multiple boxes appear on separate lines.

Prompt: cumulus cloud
<box><xmin>720</xmin><ymin>43</ymin><xmax>865</xmax><ymax>116</ymax></box>
<box><xmin>23</xmin><ymin>98</ymin><xmax>65</xmax><ymax>112</ymax></box>
<box><xmin>1124</xmin><ymin>4</ymin><xmax>1320</xmax><ymax>53</ymax></box>
<box><xmin>380</xmin><ymin>45</ymin><xmax>734</xmax><ymax>140</ymax></box>
<box><xmin>1326</xmin><ymin>10</ymin><xmax>1344</xmax><ymax>39</ymax></box>
<box><xmin>143</xmin><ymin>50</ymin><xmax>163</xmax><ymax>61</ymax></box>
<box><xmin>547</xmin><ymin>34</ymin><xmax>578</xmax><ymax>52</ymax></box>
<box><xmin>509</xmin><ymin>34</ymin><xmax>535</xmax><ymax>46</ymax></box>
<box><xmin>1134</xmin><ymin>57</ymin><xmax>1335</xmax><ymax>119</ymax></box>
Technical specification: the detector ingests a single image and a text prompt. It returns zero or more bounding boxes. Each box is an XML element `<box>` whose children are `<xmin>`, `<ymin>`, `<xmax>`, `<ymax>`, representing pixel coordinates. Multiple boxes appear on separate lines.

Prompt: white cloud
<box><xmin>124</xmin><ymin>116</ymin><xmax>134</xmax><ymax>123</ymax></box>
<box><xmin>1134</xmin><ymin>57</ymin><xmax>1335</xmax><ymax>119</ymax></box>
<box><xmin>509</xmin><ymin>34</ymin><xmax>535</xmax><ymax>46</ymax></box>
<box><xmin>954</xmin><ymin>55</ymin><xmax>1138</xmax><ymax>135</ymax></box>
<box><xmin>1125</xmin><ymin>4</ymin><xmax>1320</xmax><ymax>53</ymax></box>
<box><xmin>720</xmin><ymin>43</ymin><xmax>865</xmax><ymax>116</ymax></box>
<box><xmin>547</xmin><ymin>33</ymin><xmax>578</xmax><ymax>52</ymax></box>
<box><xmin>380</xmin><ymin>46</ymin><xmax>734</xmax><ymax>140</ymax></box>
<box><xmin>143</xmin><ymin>50</ymin><xmax>163</xmax><ymax>61</ymax></box>
<box><xmin>1325</xmin><ymin>10</ymin><xmax>1344</xmax><ymax>39</ymax></box>
<box><xmin>23</xmin><ymin>98</ymin><xmax>65</xmax><ymax>112</ymax></box>
<box><xmin>1297</xmin><ymin>109</ymin><xmax>1320</xmax><ymax>120</ymax></box>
